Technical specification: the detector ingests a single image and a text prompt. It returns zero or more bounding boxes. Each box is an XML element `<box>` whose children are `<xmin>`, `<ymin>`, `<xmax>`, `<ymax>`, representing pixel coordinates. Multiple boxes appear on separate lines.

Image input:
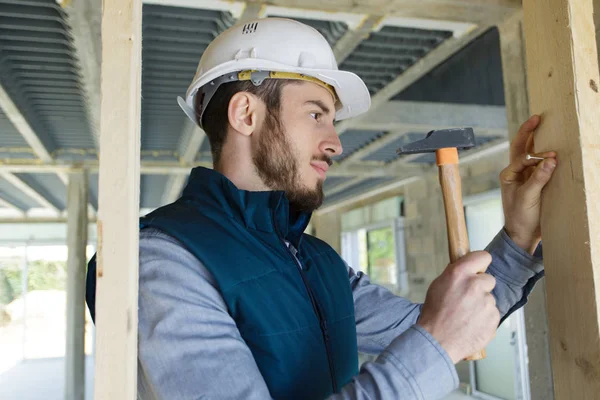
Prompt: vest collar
<box><xmin>182</xmin><ymin>167</ymin><xmax>311</xmax><ymax>247</ymax></box>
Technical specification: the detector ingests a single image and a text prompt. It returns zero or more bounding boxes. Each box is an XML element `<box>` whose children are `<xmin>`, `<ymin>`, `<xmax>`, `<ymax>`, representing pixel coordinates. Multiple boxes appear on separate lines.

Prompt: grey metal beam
<box><xmin>0</xmin><ymin>196</ymin><xmax>26</xmax><ymax>214</ymax></box>
<box><xmin>333</xmin><ymin>15</ymin><xmax>383</xmax><ymax>64</ymax></box>
<box><xmin>0</xmin><ymin>172</ymin><xmax>60</xmax><ymax>213</ymax></box>
<box><xmin>61</xmin><ymin>0</ymin><xmax>102</xmax><ymax>149</ymax></box>
<box><xmin>0</xmin><ymin>160</ymin><xmax>390</xmax><ymax>177</ymax></box>
<box><xmin>161</xmin><ymin>120</ymin><xmax>207</xmax><ymax>204</ymax></box>
<box><xmin>334</xmin><ymin>25</ymin><xmax>491</xmax><ymax>136</ymax></box>
<box><xmin>352</xmin><ymin>101</ymin><xmax>508</xmax><ymax>134</ymax></box>
<box><xmin>65</xmin><ymin>170</ymin><xmax>88</xmax><ymax>400</ymax></box>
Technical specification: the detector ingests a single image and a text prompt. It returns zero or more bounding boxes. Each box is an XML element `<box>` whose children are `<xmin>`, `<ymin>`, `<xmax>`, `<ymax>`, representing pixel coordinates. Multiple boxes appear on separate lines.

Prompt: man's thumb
<box><xmin>523</xmin><ymin>159</ymin><xmax>556</xmax><ymax>195</ymax></box>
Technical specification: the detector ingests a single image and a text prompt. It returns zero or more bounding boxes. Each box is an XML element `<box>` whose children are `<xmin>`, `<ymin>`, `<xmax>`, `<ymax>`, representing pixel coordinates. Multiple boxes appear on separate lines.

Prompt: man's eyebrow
<box><xmin>304</xmin><ymin>100</ymin><xmax>331</xmax><ymax>115</ymax></box>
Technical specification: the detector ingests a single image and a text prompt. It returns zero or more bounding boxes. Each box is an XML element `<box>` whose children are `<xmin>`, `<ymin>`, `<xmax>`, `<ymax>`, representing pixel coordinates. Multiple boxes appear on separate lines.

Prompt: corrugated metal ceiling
<box><xmin>0</xmin><ymin>2</ymin><xmax>503</xmax><ymax>213</ymax></box>
<box><xmin>340</xmin><ymin>25</ymin><xmax>453</xmax><ymax>94</ymax></box>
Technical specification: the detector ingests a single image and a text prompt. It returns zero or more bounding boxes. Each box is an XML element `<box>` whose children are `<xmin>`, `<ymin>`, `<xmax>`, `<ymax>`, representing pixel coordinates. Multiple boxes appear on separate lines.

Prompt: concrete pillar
<box><xmin>65</xmin><ymin>170</ymin><xmax>88</xmax><ymax>400</ymax></box>
<box><xmin>312</xmin><ymin>211</ymin><xmax>342</xmax><ymax>253</ymax></box>
<box><xmin>499</xmin><ymin>13</ymin><xmax>554</xmax><ymax>400</ymax></box>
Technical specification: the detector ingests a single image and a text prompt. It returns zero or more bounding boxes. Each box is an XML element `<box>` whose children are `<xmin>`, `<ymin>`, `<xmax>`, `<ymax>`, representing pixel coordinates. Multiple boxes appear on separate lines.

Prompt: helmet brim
<box><xmin>178</xmin><ymin>58</ymin><xmax>371</xmax><ymax>126</ymax></box>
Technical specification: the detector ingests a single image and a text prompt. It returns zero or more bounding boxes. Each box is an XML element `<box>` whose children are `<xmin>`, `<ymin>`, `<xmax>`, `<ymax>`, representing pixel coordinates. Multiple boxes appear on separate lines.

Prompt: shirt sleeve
<box><xmin>349</xmin><ymin>228</ymin><xmax>544</xmax><ymax>359</ymax></box>
<box><xmin>485</xmin><ymin>229</ymin><xmax>544</xmax><ymax>323</ymax></box>
<box><xmin>138</xmin><ymin>228</ymin><xmax>458</xmax><ymax>400</ymax></box>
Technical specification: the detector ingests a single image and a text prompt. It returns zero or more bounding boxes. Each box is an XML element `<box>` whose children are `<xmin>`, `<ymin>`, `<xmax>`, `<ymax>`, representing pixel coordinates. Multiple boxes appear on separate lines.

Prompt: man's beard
<box><xmin>252</xmin><ymin>113</ymin><xmax>328</xmax><ymax>212</ymax></box>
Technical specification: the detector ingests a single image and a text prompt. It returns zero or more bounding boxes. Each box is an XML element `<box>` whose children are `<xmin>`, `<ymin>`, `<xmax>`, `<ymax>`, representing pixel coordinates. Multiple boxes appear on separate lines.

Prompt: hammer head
<box><xmin>396</xmin><ymin>128</ymin><xmax>476</xmax><ymax>155</ymax></box>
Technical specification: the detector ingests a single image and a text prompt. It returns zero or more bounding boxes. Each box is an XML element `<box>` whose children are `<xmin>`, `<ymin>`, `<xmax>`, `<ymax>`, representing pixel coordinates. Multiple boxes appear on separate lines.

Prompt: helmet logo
<box><xmin>242</xmin><ymin>22</ymin><xmax>258</xmax><ymax>35</ymax></box>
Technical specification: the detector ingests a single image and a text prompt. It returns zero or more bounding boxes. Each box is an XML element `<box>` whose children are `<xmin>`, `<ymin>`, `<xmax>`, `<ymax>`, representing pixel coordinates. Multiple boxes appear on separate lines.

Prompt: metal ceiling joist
<box><xmin>352</xmin><ymin>101</ymin><xmax>507</xmax><ymax>133</ymax></box>
<box><xmin>334</xmin><ymin>25</ymin><xmax>489</xmax><ymax>137</ymax></box>
<box><xmin>161</xmin><ymin>120</ymin><xmax>207</xmax><ymax>204</ymax></box>
<box><xmin>61</xmin><ymin>0</ymin><xmax>102</xmax><ymax>148</ymax></box>
<box><xmin>318</xmin><ymin>137</ymin><xmax>511</xmax><ymax>214</ymax></box>
<box><xmin>0</xmin><ymin>195</ymin><xmax>26</xmax><ymax>214</ymax></box>
<box><xmin>333</xmin><ymin>14</ymin><xmax>384</xmax><ymax>64</ymax></box>
<box><xmin>0</xmin><ymin>171</ymin><xmax>60</xmax><ymax>213</ymax></box>
<box><xmin>0</xmin><ymin>82</ymin><xmax>69</xmax><ymax>211</ymax></box>
<box><xmin>0</xmin><ymin>83</ymin><xmax>52</xmax><ymax>162</ymax></box>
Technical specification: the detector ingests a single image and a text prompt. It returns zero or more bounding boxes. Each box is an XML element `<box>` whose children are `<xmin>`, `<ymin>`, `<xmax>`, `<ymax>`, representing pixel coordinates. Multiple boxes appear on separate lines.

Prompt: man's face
<box><xmin>252</xmin><ymin>82</ymin><xmax>343</xmax><ymax>212</ymax></box>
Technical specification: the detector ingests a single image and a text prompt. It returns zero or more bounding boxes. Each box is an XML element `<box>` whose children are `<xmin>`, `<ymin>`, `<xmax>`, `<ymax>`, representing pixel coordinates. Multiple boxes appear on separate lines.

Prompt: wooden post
<box><xmin>95</xmin><ymin>0</ymin><xmax>142</xmax><ymax>399</ymax></box>
<box><xmin>522</xmin><ymin>0</ymin><xmax>600</xmax><ymax>398</ymax></box>
<box><xmin>65</xmin><ymin>170</ymin><xmax>88</xmax><ymax>400</ymax></box>
<box><xmin>498</xmin><ymin>12</ymin><xmax>554</xmax><ymax>400</ymax></box>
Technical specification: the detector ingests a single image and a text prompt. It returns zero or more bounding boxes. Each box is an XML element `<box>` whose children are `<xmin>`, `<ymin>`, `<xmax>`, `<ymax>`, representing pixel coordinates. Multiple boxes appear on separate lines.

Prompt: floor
<box><xmin>0</xmin><ymin>357</ymin><xmax>94</xmax><ymax>400</ymax></box>
<box><xmin>0</xmin><ymin>356</ymin><xmax>473</xmax><ymax>399</ymax></box>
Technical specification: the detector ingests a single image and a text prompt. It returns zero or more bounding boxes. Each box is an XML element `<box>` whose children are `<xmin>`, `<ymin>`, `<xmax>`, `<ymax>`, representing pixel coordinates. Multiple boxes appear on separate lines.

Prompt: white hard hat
<box><xmin>177</xmin><ymin>17</ymin><xmax>371</xmax><ymax>129</ymax></box>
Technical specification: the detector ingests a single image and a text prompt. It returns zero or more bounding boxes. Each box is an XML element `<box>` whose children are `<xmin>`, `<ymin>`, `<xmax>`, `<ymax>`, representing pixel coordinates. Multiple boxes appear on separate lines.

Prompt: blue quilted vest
<box><xmin>86</xmin><ymin>167</ymin><xmax>358</xmax><ymax>399</ymax></box>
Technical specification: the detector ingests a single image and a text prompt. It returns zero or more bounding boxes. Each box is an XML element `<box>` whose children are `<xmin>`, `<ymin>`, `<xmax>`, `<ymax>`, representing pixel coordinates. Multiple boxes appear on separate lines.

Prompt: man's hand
<box><xmin>500</xmin><ymin>115</ymin><xmax>557</xmax><ymax>253</ymax></box>
<box><xmin>418</xmin><ymin>252</ymin><xmax>498</xmax><ymax>364</ymax></box>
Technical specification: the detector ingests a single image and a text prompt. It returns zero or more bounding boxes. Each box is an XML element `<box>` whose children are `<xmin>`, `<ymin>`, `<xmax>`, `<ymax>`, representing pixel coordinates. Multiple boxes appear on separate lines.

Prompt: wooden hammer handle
<box><xmin>438</xmin><ymin>162</ymin><xmax>487</xmax><ymax>361</ymax></box>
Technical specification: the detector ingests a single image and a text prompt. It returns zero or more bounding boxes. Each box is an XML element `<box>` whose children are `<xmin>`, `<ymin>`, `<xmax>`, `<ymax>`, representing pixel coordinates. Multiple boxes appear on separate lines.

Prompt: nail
<box><xmin>526</xmin><ymin>154</ymin><xmax>545</xmax><ymax>161</ymax></box>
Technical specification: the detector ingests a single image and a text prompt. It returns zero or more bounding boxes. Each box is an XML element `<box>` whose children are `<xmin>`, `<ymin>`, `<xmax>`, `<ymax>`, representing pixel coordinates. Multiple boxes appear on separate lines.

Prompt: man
<box><xmin>87</xmin><ymin>17</ymin><xmax>557</xmax><ymax>399</ymax></box>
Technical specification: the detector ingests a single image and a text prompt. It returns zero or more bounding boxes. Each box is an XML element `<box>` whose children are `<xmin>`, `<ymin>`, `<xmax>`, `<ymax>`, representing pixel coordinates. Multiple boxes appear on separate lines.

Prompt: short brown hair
<box><xmin>195</xmin><ymin>79</ymin><xmax>294</xmax><ymax>164</ymax></box>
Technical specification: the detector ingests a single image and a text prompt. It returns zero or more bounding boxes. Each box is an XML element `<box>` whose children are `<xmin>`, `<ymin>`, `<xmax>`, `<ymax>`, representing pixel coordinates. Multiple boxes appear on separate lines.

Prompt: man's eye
<box><xmin>310</xmin><ymin>112</ymin><xmax>321</xmax><ymax>121</ymax></box>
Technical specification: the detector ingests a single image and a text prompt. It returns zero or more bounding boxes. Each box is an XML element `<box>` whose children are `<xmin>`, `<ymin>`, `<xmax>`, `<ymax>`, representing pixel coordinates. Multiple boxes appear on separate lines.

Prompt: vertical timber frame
<box><xmin>522</xmin><ymin>0</ymin><xmax>600</xmax><ymax>398</ymax></box>
<box><xmin>95</xmin><ymin>0</ymin><xmax>143</xmax><ymax>399</ymax></box>
<box><xmin>498</xmin><ymin>11</ymin><xmax>554</xmax><ymax>400</ymax></box>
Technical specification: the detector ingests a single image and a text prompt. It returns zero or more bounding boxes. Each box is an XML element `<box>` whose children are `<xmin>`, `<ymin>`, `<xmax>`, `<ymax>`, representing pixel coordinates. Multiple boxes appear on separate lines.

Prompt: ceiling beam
<box><xmin>318</xmin><ymin>137</ymin><xmax>511</xmax><ymax>214</ymax></box>
<box><xmin>0</xmin><ymin>83</ymin><xmax>71</xmax><ymax>212</ymax></box>
<box><xmin>334</xmin><ymin>24</ymin><xmax>490</xmax><ymax>136</ymax></box>
<box><xmin>161</xmin><ymin>120</ymin><xmax>207</xmax><ymax>205</ymax></box>
<box><xmin>324</xmin><ymin>176</ymin><xmax>368</xmax><ymax>198</ymax></box>
<box><xmin>0</xmin><ymin>84</ymin><xmax>52</xmax><ymax>162</ymax></box>
<box><xmin>238</xmin><ymin>2</ymin><xmax>264</xmax><ymax>23</ymax></box>
<box><xmin>61</xmin><ymin>0</ymin><xmax>102</xmax><ymax>149</ymax></box>
<box><xmin>352</xmin><ymin>101</ymin><xmax>508</xmax><ymax>133</ymax></box>
<box><xmin>0</xmin><ymin>172</ymin><xmax>60</xmax><ymax>214</ymax></box>
<box><xmin>0</xmin><ymin>196</ymin><xmax>26</xmax><ymax>215</ymax></box>
<box><xmin>0</xmin><ymin>160</ymin><xmax>388</xmax><ymax>177</ymax></box>
<box><xmin>333</xmin><ymin>15</ymin><xmax>384</xmax><ymax>64</ymax></box>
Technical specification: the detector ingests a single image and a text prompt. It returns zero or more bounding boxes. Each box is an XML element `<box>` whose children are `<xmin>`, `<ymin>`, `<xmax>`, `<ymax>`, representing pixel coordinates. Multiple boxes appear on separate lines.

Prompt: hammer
<box><xmin>397</xmin><ymin>128</ymin><xmax>486</xmax><ymax>360</ymax></box>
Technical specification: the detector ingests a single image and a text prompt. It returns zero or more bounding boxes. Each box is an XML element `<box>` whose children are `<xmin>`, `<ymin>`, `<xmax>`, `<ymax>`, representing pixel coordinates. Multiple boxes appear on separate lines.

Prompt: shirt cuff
<box><xmin>486</xmin><ymin>229</ymin><xmax>544</xmax><ymax>280</ymax></box>
<box><xmin>380</xmin><ymin>325</ymin><xmax>459</xmax><ymax>399</ymax></box>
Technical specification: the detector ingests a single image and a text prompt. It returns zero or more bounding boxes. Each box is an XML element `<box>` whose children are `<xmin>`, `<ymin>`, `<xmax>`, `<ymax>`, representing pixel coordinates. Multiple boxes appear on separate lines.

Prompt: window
<box><xmin>366</xmin><ymin>226</ymin><xmax>396</xmax><ymax>287</ymax></box>
<box><xmin>342</xmin><ymin>219</ymin><xmax>407</xmax><ymax>294</ymax></box>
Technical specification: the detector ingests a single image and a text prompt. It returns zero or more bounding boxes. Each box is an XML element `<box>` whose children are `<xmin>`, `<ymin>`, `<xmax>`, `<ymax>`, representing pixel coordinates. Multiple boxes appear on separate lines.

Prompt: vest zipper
<box><xmin>273</xmin><ymin>216</ymin><xmax>338</xmax><ymax>394</ymax></box>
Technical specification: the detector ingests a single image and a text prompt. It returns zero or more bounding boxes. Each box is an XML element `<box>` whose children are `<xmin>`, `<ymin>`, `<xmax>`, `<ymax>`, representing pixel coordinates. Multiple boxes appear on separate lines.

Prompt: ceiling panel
<box><xmin>340</xmin><ymin>25</ymin><xmax>453</xmax><ymax>95</ymax></box>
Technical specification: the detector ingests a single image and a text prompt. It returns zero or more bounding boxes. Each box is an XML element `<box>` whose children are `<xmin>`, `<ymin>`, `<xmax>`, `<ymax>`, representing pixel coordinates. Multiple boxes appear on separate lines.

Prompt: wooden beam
<box><xmin>498</xmin><ymin>10</ymin><xmax>554</xmax><ymax>400</ymax></box>
<box><xmin>95</xmin><ymin>0</ymin><xmax>142</xmax><ymax>398</ymax></box>
<box><xmin>522</xmin><ymin>0</ymin><xmax>600</xmax><ymax>398</ymax></box>
<box><xmin>65</xmin><ymin>170</ymin><xmax>88</xmax><ymax>400</ymax></box>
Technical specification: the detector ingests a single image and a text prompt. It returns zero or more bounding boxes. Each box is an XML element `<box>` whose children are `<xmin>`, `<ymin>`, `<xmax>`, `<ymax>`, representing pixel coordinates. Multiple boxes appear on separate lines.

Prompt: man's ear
<box><xmin>228</xmin><ymin>92</ymin><xmax>259</xmax><ymax>137</ymax></box>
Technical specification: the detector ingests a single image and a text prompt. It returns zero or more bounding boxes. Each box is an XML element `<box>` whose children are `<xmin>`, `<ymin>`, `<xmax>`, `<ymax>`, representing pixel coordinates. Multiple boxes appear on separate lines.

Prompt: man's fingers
<box><xmin>500</xmin><ymin>152</ymin><xmax>557</xmax><ymax>185</ymax></box>
<box><xmin>452</xmin><ymin>251</ymin><xmax>492</xmax><ymax>275</ymax></box>
<box><xmin>471</xmin><ymin>273</ymin><xmax>496</xmax><ymax>294</ymax></box>
<box><xmin>521</xmin><ymin>158</ymin><xmax>557</xmax><ymax>197</ymax></box>
<box><xmin>510</xmin><ymin>115</ymin><xmax>541</xmax><ymax>160</ymax></box>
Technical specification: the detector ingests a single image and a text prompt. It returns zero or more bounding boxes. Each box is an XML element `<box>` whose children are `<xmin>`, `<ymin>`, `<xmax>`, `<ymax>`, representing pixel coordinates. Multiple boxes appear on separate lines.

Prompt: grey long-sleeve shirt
<box><xmin>137</xmin><ymin>228</ymin><xmax>544</xmax><ymax>400</ymax></box>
